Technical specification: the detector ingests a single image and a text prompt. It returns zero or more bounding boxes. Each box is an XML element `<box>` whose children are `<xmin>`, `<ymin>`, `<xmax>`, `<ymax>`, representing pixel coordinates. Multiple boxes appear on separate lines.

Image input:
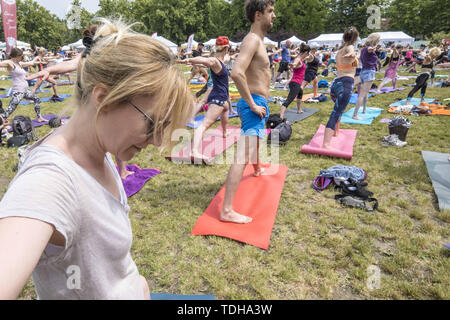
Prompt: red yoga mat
<box><xmin>301</xmin><ymin>125</ymin><xmax>358</xmax><ymax>159</ymax></box>
<box><xmin>191</xmin><ymin>163</ymin><xmax>288</xmax><ymax>250</ymax></box>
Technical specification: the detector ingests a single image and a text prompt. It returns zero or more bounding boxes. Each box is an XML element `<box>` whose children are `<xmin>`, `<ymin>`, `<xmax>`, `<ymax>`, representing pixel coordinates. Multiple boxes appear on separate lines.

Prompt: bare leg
<box><xmin>191</xmin><ymin>104</ymin><xmax>223</xmax><ymax>159</ymax></box>
<box><xmin>322</xmin><ymin>127</ymin><xmax>338</xmax><ymax>150</ymax></box>
<box><xmin>220</xmin><ymin>102</ymin><xmax>230</xmax><ymax>138</ymax></box>
<box><xmin>117</xmin><ymin>158</ymin><xmax>133</xmax><ymax>180</ymax></box>
<box><xmin>220</xmin><ymin>135</ymin><xmax>255</xmax><ymax>224</ymax></box>
<box><xmin>333</xmin><ymin>119</ymin><xmax>340</xmax><ymax>137</ymax></box>
<box><xmin>296</xmin><ymin>99</ymin><xmax>303</xmax><ymax>114</ymax></box>
<box><xmin>313</xmin><ymin>77</ymin><xmax>319</xmax><ymax>97</ymax></box>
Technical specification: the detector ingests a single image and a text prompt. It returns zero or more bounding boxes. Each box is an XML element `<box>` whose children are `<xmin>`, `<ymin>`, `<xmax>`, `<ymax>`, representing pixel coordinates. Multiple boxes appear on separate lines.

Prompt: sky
<box><xmin>34</xmin><ymin>0</ymin><xmax>100</xmax><ymax>19</ymax></box>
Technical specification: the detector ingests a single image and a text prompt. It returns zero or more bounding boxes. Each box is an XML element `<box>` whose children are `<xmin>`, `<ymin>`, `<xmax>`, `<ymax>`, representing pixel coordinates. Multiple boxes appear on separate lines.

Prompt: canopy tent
<box><xmin>308</xmin><ymin>33</ymin><xmax>361</xmax><ymax>47</ymax></box>
<box><xmin>411</xmin><ymin>41</ymin><xmax>429</xmax><ymax>49</ymax></box>
<box><xmin>264</xmin><ymin>37</ymin><xmax>278</xmax><ymax>46</ymax></box>
<box><xmin>67</xmin><ymin>39</ymin><xmax>85</xmax><ymax>49</ymax></box>
<box><xmin>0</xmin><ymin>42</ymin><xmax>5</xmax><ymax>49</ymax></box>
<box><xmin>181</xmin><ymin>39</ymin><xmax>199</xmax><ymax>48</ymax></box>
<box><xmin>281</xmin><ymin>35</ymin><xmax>305</xmax><ymax>46</ymax></box>
<box><xmin>362</xmin><ymin>31</ymin><xmax>414</xmax><ymax>47</ymax></box>
<box><xmin>155</xmin><ymin>36</ymin><xmax>178</xmax><ymax>54</ymax></box>
<box><xmin>17</xmin><ymin>40</ymin><xmax>31</xmax><ymax>49</ymax></box>
<box><xmin>204</xmin><ymin>38</ymin><xmax>216</xmax><ymax>47</ymax></box>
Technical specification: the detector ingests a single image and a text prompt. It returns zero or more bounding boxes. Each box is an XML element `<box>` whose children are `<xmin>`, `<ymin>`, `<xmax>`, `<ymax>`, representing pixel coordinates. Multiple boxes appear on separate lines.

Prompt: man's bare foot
<box><xmin>352</xmin><ymin>115</ymin><xmax>362</xmax><ymax>120</ymax></box>
<box><xmin>333</xmin><ymin>130</ymin><xmax>339</xmax><ymax>137</ymax></box>
<box><xmin>297</xmin><ymin>109</ymin><xmax>304</xmax><ymax>114</ymax></box>
<box><xmin>220</xmin><ymin>209</ymin><xmax>252</xmax><ymax>224</ymax></box>
<box><xmin>253</xmin><ymin>167</ymin><xmax>265</xmax><ymax>177</ymax></box>
<box><xmin>37</xmin><ymin>117</ymin><xmax>47</xmax><ymax>123</ymax></box>
<box><xmin>120</xmin><ymin>170</ymin><xmax>134</xmax><ymax>180</ymax></box>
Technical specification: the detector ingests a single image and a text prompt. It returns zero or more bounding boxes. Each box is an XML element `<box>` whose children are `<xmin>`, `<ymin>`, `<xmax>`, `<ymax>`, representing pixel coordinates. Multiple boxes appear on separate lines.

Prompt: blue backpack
<box><xmin>313</xmin><ymin>165</ymin><xmax>367</xmax><ymax>191</ymax></box>
<box><xmin>318</xmin><ymin>80</ymin><xmax>329</xmax><ymax>88</ymax></box>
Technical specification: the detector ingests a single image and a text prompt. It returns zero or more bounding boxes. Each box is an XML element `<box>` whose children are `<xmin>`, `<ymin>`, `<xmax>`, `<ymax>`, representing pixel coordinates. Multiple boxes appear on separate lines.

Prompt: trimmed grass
<box><xmin>1</xmin><ymin>66</ymin><xmax>449</xmax><ymax>300</ymax></box>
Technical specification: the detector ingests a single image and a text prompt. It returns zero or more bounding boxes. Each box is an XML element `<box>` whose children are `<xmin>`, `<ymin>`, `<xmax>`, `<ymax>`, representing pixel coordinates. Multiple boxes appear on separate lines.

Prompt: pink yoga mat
<box><xmin>301</xmin><ymin>125</ymin><xmax>358</xmax><ymax>159</ymax></box>
<box><xmin>168</xmin><ymin>126</ymin><xmax>241</xmax><ymax>164</ymax></box>
<box><xmin>168</xmin><ymin>126</ymin><xmax>271</xmax><ymax>165</ymax></box>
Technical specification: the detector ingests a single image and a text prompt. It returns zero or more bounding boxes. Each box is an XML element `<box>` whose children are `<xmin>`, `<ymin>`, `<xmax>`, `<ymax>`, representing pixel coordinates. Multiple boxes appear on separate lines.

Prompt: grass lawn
<box><xmin>1</xmin><ymin>65</ymin><xmax>449</xmax><ymax>300</ymax></box>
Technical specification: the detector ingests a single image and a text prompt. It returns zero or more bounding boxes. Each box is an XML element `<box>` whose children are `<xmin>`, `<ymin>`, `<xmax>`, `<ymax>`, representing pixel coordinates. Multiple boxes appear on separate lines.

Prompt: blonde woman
<box><xmin>352</xmin><ymin>33</ymin><xmax>380</xmax><ymax>120</ymax></box>
<box><xmin>0</xmin><ymin>18</ymin><xmax>193</xmax><ymax>300</ymax></box>
<box><xmin>178</xmin><ymin>36</ymin><xmax>232</xmax><ymax>161</ymax></box>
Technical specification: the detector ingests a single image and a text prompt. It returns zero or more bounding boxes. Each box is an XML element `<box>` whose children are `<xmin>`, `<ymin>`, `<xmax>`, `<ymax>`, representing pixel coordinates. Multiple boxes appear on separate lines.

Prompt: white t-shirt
<box><xmin>0</xmin><ymin>139</ymin><xmax>145</xmax><ymax>300</ymax></box>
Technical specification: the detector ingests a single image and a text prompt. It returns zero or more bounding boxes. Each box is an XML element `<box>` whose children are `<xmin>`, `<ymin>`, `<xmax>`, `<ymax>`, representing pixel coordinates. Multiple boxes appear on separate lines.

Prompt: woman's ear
<box><xmin>91</xmin><ymin>84</ymin><xmax>109</xmax><ymax>110</ymax></box>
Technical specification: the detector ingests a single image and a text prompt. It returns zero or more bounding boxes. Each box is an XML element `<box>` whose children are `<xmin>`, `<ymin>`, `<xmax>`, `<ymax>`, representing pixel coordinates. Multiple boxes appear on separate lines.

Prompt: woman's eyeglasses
<box><xmin>128</xmin><ymin>100</ymin><xmax>170</xmax><ymax>138</ymax></box>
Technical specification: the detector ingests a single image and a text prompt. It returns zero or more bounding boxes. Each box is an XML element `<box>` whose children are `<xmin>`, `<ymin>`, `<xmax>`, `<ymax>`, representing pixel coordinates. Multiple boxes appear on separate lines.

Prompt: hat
<box><xmin>216</xmin><ymin>36</ymin><xmax>229</xmax><ymax>46</ymax></box>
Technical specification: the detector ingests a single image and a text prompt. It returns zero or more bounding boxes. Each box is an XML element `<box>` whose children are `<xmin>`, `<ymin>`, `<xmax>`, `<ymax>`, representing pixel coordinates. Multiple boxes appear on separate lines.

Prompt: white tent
<box><xmin>67</xmin><ymin>39</ymin><xmax>85</xmax><ymax>49</ymax></box>
<box><xmin>204</xmin><ymin>38</ymin><xmax>216</xmax><ymax>47</ymax></box>
<box><xmin>308</xmin><ymin>33</ymin><xmax>361</xmax><ymax>47</ymax></box>
<box><xmin>155</xmin><ymin>36</ymin><xmax>178</xmax><ymax>54</ymax></box>
<box><xmin>181</xmin><ymin>39</ymin><xmax>199</xmax><ymax>48</ymax></box>
<box><xmin>264</xmin><ymin>37</ymin><xmax>277</xmax><ymax>46</ymax></box>
<box><xmin>281</xmin><ymin>35</ymin><xmax>305</xmax><ymax>46</ymax></box>
<box><xmin>362</xmin><ymin>31</ymin><xmax>414</xmax><ymax>47</ymax></box>
<box><xmin>17</xmin><ymin>40</ymin><xmax>31</xmax><ymax>49</ymax></box>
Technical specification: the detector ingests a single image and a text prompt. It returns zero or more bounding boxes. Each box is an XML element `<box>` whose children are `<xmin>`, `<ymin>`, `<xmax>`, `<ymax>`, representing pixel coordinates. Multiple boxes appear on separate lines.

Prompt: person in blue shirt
<box><xmin>272</xmin><ymin>40</ymin><xmax>292</xmax><ymax>87</ymax></box>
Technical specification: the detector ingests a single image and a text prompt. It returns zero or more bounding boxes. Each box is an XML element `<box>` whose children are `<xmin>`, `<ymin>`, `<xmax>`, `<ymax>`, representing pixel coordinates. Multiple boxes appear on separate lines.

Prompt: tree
<box><xmin>388</xmin><ymin>0</ymin><xmax>450</xmax><ymax>40</ymax></box>
<box><xmin>15</xmin><ymin>0</ymin><xmax>69</xmax><ymax>50</ymax></box>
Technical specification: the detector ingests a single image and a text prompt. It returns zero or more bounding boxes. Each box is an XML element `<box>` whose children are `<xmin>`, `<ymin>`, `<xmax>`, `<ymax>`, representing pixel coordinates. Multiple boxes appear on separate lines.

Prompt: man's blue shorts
<box><xmin>237</xmin><ymin>94</ymin><xmax>269</xmax><ymax>139</ymax></box>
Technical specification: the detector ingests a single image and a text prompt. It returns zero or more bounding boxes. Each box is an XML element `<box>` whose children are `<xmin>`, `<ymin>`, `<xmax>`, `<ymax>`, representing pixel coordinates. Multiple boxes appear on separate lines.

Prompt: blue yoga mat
<box><xmin>349</xmin><ymin>93</ymin><xmax>375</xmax><ymax>105</ymax></box>
<box><xmin>187</xmin><ymin>108</ymin><xmax>239</xmax><ymax>129</ymax></box>
<box><xmin>190</xmin><ymin>81</ymin><xmax>206</xmax><ymax>85</ymax></box>
<box><xmin>19</xmin><ymin>94</ymin><xmax>71</xmax><ymax>105</ymax></box>
<box><xmin>341</xmin><ymin>107</ymin><xmax>382</xmax><ymax>125</ymax></box>
<box><xmin>150</xmin><ymin>293</ymin><xmax>215</xmax><ymax>300</ymax></box>
<box><xmin>389</xmin><ymin>98</ymin><xmax>436</xmax><ymax>108</ymax></box>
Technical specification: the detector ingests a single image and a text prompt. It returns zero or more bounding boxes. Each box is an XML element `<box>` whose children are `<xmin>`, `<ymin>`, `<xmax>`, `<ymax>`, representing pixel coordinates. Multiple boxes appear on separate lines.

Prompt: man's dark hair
<box><xmin>245</xmin><ymin>0</ymin><xmax>276</xmax><ymax>23</ymax></box>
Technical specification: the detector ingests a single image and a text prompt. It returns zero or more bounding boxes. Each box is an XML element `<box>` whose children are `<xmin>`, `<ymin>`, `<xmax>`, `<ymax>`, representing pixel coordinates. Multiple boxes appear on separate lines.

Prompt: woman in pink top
<box><xmin>280</xmin><ymin>43</ymin><xmax>311</xmax><ymax>119</ymax></box>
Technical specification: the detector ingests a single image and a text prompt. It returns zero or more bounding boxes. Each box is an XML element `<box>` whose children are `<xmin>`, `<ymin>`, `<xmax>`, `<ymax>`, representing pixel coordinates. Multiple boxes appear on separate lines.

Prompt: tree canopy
<box><xmin>1</xmin><ymin>0</ymin><xmax>448</xmax><ymax>50</ymax></box>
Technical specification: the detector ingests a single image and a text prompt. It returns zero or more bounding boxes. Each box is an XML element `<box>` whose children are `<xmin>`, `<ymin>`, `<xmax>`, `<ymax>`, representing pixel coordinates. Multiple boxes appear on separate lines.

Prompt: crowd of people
<box><xmin>0</xmin><ymin>0</ymin><xmax>449</xmax><ymax>300</ymax></box>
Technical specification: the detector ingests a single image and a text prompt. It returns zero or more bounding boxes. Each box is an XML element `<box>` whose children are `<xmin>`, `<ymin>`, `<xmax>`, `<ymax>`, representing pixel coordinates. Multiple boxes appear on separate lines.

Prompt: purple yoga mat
<box><xmin>7</xmin><ymin>114</ymin><xmax>69</xmax><ymax>132</ymax></box>
<box><xmin>116</xmin><ymin>164</ymin><xmax>161</xmax><ymax>198</ymax></box>
<box><xmin>370</xmin><ymin>87</ymin><xmax>406</xmax><ymax>94</ymax></box>
<box><xmin>32</xmin><ymin>114</ymin><xmax>69</xmax><ymax>128</ymax></box>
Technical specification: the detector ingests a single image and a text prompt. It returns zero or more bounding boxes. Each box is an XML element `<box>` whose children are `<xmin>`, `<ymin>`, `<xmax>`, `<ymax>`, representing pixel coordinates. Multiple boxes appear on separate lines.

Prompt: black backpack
<box><xmin>7</xmin><ymin>115</ymin><xmax>37</xmax><ymax>148</ymax></box>
<box><xmin>268</xmin><ymin>121</ymin><xmax>292</xmax><ymax>146</ymax></box>
<box><xmin>266</xmin><ymin>113</ymin><xmax>283</xmax><ymax>129</ymax></box>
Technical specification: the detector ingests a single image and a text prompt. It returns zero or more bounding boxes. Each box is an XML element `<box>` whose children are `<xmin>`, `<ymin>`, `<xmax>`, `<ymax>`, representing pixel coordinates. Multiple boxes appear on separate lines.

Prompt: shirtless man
<box><xmin>220</xmin><ymin>0</ymin><xmax>276</xmax><ymax>224</ymax></box>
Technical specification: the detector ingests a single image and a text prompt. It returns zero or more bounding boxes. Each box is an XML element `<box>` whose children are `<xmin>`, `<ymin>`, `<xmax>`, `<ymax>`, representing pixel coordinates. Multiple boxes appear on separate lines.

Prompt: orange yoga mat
<box><xmin>191</xmin><ymin>163</ymin><xmax>288</xmax><ymax>250</ymax></box>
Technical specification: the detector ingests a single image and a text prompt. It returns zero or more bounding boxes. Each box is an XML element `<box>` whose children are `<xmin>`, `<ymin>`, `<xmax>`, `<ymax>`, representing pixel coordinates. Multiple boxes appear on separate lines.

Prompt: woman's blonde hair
<box><xmin>76</xmin><ymin>18</ymin><xmax>194</xmax><ymax>151</ymax></box>
<box><xmin>215</xmin><ymin>45</ymin><xmax>229</xmax><ymax>53</ymax></box>
<box><xmin>429</xmin><ymin>47</ymin><xmax>441</xmax><ymax>59</ymax></box>
<box><xmin>365</xmin><ymin>33</ymin><xmax>380</xmax><ymax>47</ymax></box>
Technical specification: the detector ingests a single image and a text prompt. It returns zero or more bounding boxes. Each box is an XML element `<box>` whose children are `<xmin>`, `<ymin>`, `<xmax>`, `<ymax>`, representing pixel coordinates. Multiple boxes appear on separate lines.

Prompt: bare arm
<box><xmin>231</xmin><ymin>34</ymin><xmax>266</xmax><ymax>119</ymax></box>
<box><xmin>178</xmin><ymin>56</ymin><xmax>221</xmax><ymax>74</ymax></box>
<box><xmin>0</xmin><ymin>60</ymin><xmax>14</xmax><ymax>71</ymax></box>
<box><xmin>26</xmin><ymin>54</ymin><xmax>81</xmax><ymax>81</ymax></box>
<box><xmin>0</xmin><ymin>217</ymin><xmax>54</xmax><ymax>299</ymax></box>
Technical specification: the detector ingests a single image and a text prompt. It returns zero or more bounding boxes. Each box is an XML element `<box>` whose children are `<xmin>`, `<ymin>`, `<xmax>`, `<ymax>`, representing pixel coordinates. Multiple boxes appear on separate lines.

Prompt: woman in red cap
<box><xmin>179</xmin><ymin>36</ymin><xmax>232</xmax><ymax>161</ymax></box>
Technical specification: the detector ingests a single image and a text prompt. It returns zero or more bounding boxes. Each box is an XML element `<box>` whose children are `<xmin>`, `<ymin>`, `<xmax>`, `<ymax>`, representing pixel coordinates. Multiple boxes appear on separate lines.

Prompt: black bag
<box><xmin>266</xmin><ymin>113</ymin><xmax>283</xmax><ymax>129</ymax></box>
<box><xmin>7</xmin><ymin>135</ymin><xmax>29</xmax><ymax>148</ymax></box>
<box><xmin>9</xmin><ymin>115</ymin><xmax>37</xmax><ymax>148</ymax></box>
<box><xmin>268</xmin><ymin>122</ymin><xmax>292</xmax><ymax>146</ymax></box>
<box><xmin>321</xmin><ymin>69</ymin><xmax>329</xmax><ymax>77</ymax></box>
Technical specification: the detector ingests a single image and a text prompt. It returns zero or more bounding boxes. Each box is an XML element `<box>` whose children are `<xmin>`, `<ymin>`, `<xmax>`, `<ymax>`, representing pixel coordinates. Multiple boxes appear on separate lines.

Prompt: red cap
<box><xmin>216</xmin><ymin>36</ymin><xmax>230</xmax><ymax>46</ymax></box>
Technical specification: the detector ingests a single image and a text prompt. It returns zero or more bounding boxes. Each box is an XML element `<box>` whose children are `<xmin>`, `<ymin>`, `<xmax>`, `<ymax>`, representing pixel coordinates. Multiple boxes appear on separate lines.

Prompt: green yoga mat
<box><xmin>422</xmin><ymin>151</ymin><xmax>450</xmax><ymax>211</ymax></box>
